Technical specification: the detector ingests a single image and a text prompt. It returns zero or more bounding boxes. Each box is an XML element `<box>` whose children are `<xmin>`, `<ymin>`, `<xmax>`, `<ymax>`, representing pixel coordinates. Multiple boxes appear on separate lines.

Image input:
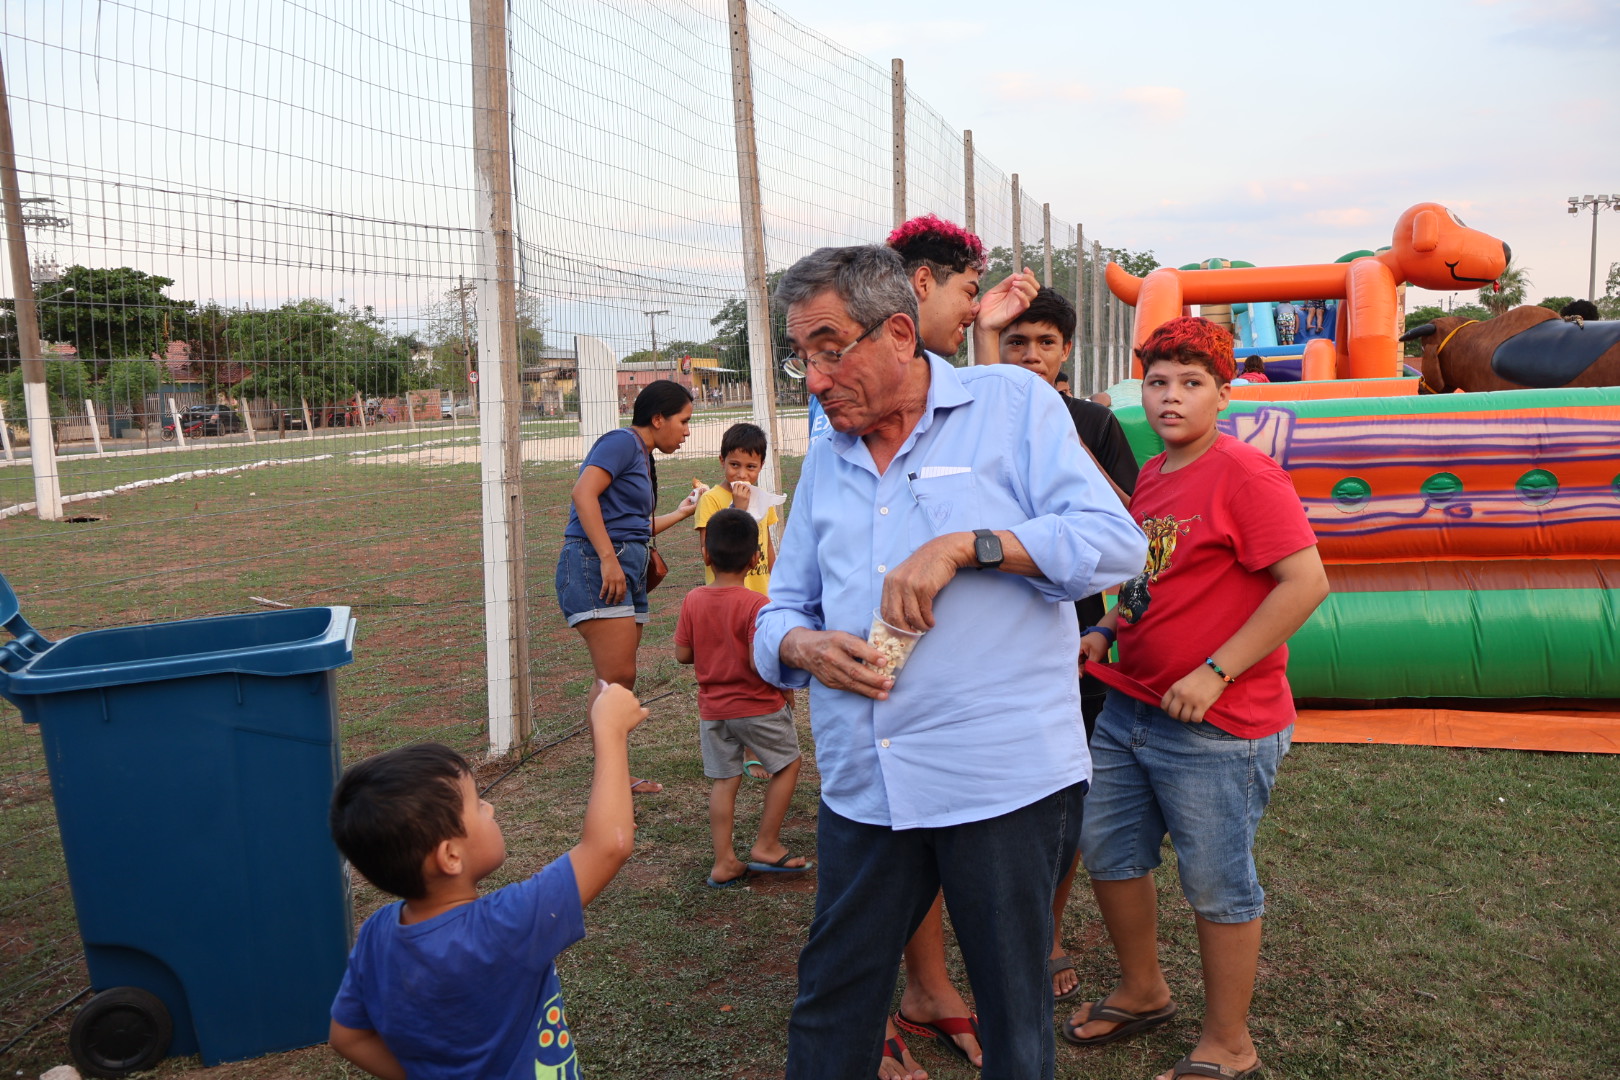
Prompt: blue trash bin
<box><xmin>0</xmin><ymin>573</ymin><xmax>356</xmax><ymax>1075</ymax></box>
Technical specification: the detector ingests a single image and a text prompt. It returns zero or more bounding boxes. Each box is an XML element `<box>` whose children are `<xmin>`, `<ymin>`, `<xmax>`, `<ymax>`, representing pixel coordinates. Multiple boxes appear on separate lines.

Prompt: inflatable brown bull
<box><xmin>1400</xmin><ymin>306</ymin><xmax>1620</xmax><ymax>393</ymax></box>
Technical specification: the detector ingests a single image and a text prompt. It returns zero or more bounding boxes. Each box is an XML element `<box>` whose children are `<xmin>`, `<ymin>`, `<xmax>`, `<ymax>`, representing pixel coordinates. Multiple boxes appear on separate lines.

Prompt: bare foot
<box><xmin>708</xmin><ymin>853</ymin><xmax>750</xmax><ymax>887</ymax></box>
<box><xmin>630</xmin><ymin>777</ymin><xmax>663</xmax><ymax>794</ymax></box>
<box><xmin>747</xmin><ymin>842</ymin><xmax>808</xmax><ymax>869</ymax></box>
<box><xmin>1153</xmin><ymin>1041</ymin><xmax>1261</xmax><ymax>1080</ymax></box>
<box><xmin>1065</xmin><ymin>984</ymin><xmax>1173</xmax><ymax>1042</ymax></box>
<box><xmin>879</xmin><ymin>1017</ymin><xmax>928</xmax><ymax>1080</ymax></box>
<box><xmin>1049</xmin><ymin>945</ymin><xmax>1078</xmax><ymax>999</ymax></box>
<box><xmin>896</xmin><ymin>988</ymin><xmax>981</xmax><ymax>1068</ymax></box>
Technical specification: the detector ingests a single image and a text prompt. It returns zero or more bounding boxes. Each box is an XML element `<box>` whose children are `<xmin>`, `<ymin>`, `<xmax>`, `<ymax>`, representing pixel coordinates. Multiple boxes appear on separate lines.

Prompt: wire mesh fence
<box><xmin>0</xmin><ymin>0</ymin><xmax>1137</xmax><ymax>1063</ymax></box>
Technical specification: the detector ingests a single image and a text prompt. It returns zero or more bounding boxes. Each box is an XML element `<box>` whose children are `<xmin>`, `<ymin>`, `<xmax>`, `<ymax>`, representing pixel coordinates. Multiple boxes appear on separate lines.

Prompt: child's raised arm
<box><xmin>568</xmin><ymin>681</ymin><xmax>648</xmax><ymax>905</ymax></box>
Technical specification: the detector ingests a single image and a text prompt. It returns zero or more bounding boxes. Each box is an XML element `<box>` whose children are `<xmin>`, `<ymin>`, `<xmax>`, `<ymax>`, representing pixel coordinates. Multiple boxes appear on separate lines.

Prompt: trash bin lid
<box><xmin>1</xmin><ymin>601</ymin><xmax>355</xmax><ymax>701</ymax></box>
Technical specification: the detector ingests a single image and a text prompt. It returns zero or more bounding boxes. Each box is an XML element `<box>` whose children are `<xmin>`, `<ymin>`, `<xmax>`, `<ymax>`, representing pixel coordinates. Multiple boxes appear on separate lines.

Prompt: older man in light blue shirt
<box><xmin>758</xmin><ymin>245</ymin><xmax>1146</xmax><ymax>1080</ymax></box>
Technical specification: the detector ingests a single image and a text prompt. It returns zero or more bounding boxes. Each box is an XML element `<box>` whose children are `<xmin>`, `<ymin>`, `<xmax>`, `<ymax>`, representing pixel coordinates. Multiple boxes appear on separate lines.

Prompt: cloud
<box><xmin>1306</xmin><ymin>207</ymin><xmax>1377</xmax><ymax>228</ymax></box>
<box><xmin>1484</xmin><ymin>0</ymin><xmax>1620</xmax><ymax>49</ymax></box>
<box><xmin>988</xmin><ymin>73</ymin><xmax>1093</xmax><ymax>103</ymax></box>
<box><xmin>1111</xmin><ymin>86</ymin><xmax>1186</xmax><ymax>123</ymax></box>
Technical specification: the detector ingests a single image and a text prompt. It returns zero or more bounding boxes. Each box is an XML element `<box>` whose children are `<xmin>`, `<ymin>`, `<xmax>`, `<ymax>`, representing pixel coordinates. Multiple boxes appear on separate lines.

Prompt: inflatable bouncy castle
<box><xmin>1111</xmin><ymin>388</ymin><xmax>1620</xmax><ymax>752</ymax></box>
<box><xmin>1101</xmin><ymin>204</ymin><xmax>1620</xmax><ymax>751</ymax></box>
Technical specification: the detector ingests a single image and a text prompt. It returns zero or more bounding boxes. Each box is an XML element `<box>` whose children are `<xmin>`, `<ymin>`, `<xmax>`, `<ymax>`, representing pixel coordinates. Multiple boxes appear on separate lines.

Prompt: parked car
<box><xmin>161</xmin><ymin>404</ymin><xmax>245</xmax><ymax>441</ymax></box>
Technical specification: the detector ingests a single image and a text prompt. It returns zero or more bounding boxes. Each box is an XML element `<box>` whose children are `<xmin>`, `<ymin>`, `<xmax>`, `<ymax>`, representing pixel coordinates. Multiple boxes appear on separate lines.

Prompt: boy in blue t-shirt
<box><xmin>327</xmin><ymin>682</ymin><xmax>647</xmax><ymax>1079</ymax></box>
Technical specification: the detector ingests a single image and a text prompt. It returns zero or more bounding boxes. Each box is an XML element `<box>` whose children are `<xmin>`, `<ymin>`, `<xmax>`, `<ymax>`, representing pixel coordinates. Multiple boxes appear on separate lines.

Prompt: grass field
<box><xmin>1</xmin><ymin>449</ymin><xmax>1616</xmax><ymax>1078</ymax></box>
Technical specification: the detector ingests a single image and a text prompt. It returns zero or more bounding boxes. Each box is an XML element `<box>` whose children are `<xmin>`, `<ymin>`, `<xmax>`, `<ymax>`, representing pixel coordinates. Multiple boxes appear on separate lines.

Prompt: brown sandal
<box><xmin>1058</xmin><ymin>998</ymin><xmax>1177</xmax><ymax>1047</ymax></box>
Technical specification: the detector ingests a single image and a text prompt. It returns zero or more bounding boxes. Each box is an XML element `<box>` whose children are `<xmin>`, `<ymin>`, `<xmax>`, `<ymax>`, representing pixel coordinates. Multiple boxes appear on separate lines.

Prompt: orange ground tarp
<box><xmin>1293</xmin><ymin>708</ymin><xmax>1620</xmax><ymax>754</ymax></box>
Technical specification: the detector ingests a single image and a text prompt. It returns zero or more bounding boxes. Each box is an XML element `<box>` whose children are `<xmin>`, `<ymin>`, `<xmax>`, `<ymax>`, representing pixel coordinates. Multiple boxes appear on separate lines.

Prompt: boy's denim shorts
<box><xmin>700</xmin><ymin>704</ymin><xmax>800</xmax><ymax>779</ymax></box>
<box><xmin>555</xmin><ymin>537</ymin><xmax>650</xmax><ymax>626</ymax></box>
<box><xmin>1080</xmin><ymin>690</ymin><xmax>1291</xmax><ymax>923</ymax></box>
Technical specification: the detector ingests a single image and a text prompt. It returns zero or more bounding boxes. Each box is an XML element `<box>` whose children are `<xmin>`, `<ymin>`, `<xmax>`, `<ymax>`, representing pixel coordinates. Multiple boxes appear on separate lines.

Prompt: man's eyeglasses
<box><xmin>780</xmin><ymin>316</ymin><xmax>889</xmax><ymax>380</ymax></box>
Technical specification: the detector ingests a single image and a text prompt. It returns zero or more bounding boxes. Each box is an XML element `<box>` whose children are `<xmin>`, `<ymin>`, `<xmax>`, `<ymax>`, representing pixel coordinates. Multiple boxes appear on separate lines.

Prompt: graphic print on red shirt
<box><xmin>1091</xmin><ymin>434</ymin><xmax>1317</xmax><ymax>738</ymax></box>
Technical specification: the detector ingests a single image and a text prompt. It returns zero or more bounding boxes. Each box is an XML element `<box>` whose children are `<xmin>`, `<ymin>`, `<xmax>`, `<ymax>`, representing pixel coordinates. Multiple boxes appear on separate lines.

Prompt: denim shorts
<box><xmin>1079</xmin><ymin>690</ymin><xmax>1291</xmax><ymax>923</ymax></box>
<box><xmin>555</xmin><ymin>537</ymin><xmax>650</xmax><ymax>626</ymax></box>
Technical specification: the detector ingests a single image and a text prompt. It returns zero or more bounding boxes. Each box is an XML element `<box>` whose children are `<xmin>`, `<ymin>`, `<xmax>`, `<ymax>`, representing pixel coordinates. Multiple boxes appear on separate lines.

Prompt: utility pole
<box><xmin>644</xmin><ymin>308</ymin><xmax>668</xmax><ymax>372</ymax></box>
<box><xmin>0</xmin><ymin>54</ymin><xmax>61</xmax><ymax>520</ymax></box>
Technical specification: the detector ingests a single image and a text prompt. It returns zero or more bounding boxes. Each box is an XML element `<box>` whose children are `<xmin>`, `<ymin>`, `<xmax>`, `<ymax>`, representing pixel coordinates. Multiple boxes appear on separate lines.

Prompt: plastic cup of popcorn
<box><xmin>868</xmin><ymin>609</ymin><xmax>924</xmax><ymax>678</ymax></box>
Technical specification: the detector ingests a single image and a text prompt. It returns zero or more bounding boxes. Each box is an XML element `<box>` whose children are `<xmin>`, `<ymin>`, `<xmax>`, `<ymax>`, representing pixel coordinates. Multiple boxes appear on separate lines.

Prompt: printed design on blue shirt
<box><xmin>1117</xmin><ymin>513</ymin><xmax>1199</xmax><ymax>624</ymax></box>
<box><xmin>533</xmin><ymin>990</ymin><xmax>579</xmax><ymax>1079</ymax></box>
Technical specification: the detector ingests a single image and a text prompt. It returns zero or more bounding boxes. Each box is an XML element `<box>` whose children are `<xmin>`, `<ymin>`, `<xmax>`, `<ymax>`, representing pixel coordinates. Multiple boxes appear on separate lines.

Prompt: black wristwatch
<box><xmin>972</xmin><ymin>529</ymin><xmax>1003</xmax><ymax>570</ymax></box>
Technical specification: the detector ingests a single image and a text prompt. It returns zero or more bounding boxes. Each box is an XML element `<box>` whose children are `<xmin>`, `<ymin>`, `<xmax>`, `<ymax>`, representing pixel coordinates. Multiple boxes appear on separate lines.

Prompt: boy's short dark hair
<box><xmin>885</xmin><ymin>214</ymin><xmax>987</xmax><ymax>284</ymax></box>
<box><xmin>1243</xmin><ymin>355</ymin><xmax>1266</xmax><ymax>374</ymax></box>
<box><xmin>1136</xmin><ymin>316</ymin><xmax>1237</xmax><ymax>384</ymax></box>
<box><xmin>330</xmin><ymin>743</ymin><xmax>470</xmax><ymax>900</ymax></box>
<box><xmin>704</xmin><ymin>508</ymin><xmax>758</xmax><ymax>575</ymax></box>
<box><xmin>720</xmin><ymin>422</ymin><xmax>767</xmax><ymax>460</ymax></box>
<box><xmin>1006</xmin><ymin>287</ymin><xmax>1077</xmax><ymax>344</ymax></box>
<box><xmin>1560</xmin><ymin>299</ymin><xmax>1601</xmax><ymax>320</ymax></box>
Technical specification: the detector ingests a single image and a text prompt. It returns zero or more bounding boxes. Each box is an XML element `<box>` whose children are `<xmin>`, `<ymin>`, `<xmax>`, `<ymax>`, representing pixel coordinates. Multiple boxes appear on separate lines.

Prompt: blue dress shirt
<box><xmin>755</xmin><ymin>355</ymin><xmax>1148</xmax><ymax>829</ymax></box>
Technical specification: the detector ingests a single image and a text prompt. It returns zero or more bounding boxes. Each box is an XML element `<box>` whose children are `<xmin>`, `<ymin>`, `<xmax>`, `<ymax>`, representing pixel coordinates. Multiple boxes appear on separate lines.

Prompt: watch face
<box><xmin>975</xmin><ymin>533</ymin><xmax>1001</xmax><ymax>565</ymax></box>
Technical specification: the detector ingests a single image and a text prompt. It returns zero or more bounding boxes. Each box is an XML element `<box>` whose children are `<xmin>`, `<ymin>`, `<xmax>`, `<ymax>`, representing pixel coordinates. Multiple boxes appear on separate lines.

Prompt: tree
<box><xmin>96</xmin><ymin>360</ymin><xmax>166</xmax><ymax>416</ymax></box>
<box><xmin>1537</xmin><ymin>296</ymin><xmax>1575</xmax><ymax>313</ymax></box>
<box><xmin>1478</xmin><ymin>262</ymin><xmax>1530</xmax><ymax>316</ymax></box>
<box><xmin>1452</xmin><ymin>303</ymin><xmax>1492</xmax><ymax>322</ymax></box>
<box><xmin>4</xmin><ymin>360</ymin><xmax>92</xmax><ymax>422</ymax></box>
<box><xmin>1601</xmin><ymin>262</ymin><xmax>1620</xmax><ymax>320</ymax></box>
<box><xmin>711</xmin><ymin>269</ymin><xmax>788</xmax><ymax>376</ymax></box>
<box><xmin>29</xmin><ymin>266</ymin><xmax>187</xmax><ymax>361</ymax></box>
<box><xmin>228</xmin><ymin>300</ymin><xmax>419</xmax><ymax>415</ymax></box>
<box><xmin>419</xmin><ymin>282</ymin><xmax>548</xmax><ymax>387</ymax></box>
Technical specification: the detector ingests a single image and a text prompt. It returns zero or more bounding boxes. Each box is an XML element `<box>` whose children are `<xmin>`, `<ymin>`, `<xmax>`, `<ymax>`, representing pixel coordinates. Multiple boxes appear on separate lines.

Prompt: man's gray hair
<box><xmin>774</xmin><ymin>245</ymin><xmax>922</xmax><ymax>356</ymax></box>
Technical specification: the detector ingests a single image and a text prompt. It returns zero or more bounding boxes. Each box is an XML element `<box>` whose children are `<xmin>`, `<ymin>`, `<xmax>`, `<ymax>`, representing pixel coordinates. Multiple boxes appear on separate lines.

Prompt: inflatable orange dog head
<box><xmin>1381</xmin><ymin>202</ymin><xmax>1509</xmax><ymax>292</ymax></box>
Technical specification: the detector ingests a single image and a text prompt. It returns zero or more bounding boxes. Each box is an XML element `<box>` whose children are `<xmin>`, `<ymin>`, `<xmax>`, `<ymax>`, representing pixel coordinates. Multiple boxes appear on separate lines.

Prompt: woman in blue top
<box><xmin>556</xmin><ymin>380</ymin><xmax>701</xmax><ymax>792</ymax></box>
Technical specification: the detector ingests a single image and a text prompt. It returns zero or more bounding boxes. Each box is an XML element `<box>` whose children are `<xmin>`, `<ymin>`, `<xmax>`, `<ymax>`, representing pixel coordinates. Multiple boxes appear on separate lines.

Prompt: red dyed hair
<box><xmin>885</xmin><ymin>214</ymin><xmax>986</xmax><ymax>276</ymax></box>
<box><xmin>1135</xmin><ymin>316</ymin><xmax>1236</xmax><ymax>384</ymax></box>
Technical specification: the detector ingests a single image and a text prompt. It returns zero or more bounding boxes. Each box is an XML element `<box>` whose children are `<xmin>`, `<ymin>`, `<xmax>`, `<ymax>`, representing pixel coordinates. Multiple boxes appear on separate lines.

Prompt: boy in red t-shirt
<box><xmin>1060</xmin><ymin>317</ymin><xmax>1328</xmax><ymax>1080</ymax></box>
<box><xmin>675</xmin><ymin>508</ymin><xmax>810</xmax><ymax>888</ymax></box>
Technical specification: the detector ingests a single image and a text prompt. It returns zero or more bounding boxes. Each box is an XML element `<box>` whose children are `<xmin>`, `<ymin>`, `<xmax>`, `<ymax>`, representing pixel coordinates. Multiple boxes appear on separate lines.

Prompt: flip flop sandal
<box><xmin>1058</xmin><ymin>999</ymin><xmax>1177</xmax><ymax>1048</ymax></box>
<box><xmin>1048</xmin><ymin>954</ymin><xmax>1080</xmax><ymax>1001</ymax></box>
<box><xmin>894</xmin><ymin>1010</ymin><xmax>980</xmax><ymax>1066</ymax></box>
<box><xmin>743</xmin><ymin>759</ymin><xmax>769</xmax><ymax>780</ymax></box>
<box><xmin>629</xmin><ymin>777</ymin><xmax>663</xmax><ymax>794</ymax></box>
<box><xmin>746</xmin><ymin>853</ymin><xmax>813</xmax><ymax>873</ymax></box>
<box><xmin>1167</xmin><ymin>1056</ymin><xmax>1263</xmax><ymax>1079</ymax></box>
<box><xmin>880</xmin><ymin>1033</ymin><xmax>911</xmax><ymax>1073</ymax></box>
<box><xmin>704</xmin><ymin>872</ymin><xmax>750</xmax><ymax>889</ymax></box>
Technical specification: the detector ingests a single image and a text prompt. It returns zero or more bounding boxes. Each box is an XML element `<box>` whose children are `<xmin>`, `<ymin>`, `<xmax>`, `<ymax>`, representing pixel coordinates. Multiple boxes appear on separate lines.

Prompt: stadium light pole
<box><xmin>1567</xmin><ymin>193</ymin><xmax>1617</xmax><ymax>302</ymax></box>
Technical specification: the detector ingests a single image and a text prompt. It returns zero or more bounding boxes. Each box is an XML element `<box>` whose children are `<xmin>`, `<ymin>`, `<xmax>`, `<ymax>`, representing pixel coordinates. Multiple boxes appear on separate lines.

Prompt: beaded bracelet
<box><xmin>1205</xmin><ymin>657</ymin><xmax>1236</xmax><ymax>684</ymax></box>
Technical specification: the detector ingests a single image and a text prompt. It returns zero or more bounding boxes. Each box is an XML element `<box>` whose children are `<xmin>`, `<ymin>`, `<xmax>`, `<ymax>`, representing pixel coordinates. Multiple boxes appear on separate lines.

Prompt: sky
<box><xmin>768</xmin><ymin>0</ymin><xmax>1620</xmax><ymax>309</ymax></box>
<box><xmin>2</xmin><ymin>0</ymin><xmax>1615</xmax><ymax>362</ymax></box>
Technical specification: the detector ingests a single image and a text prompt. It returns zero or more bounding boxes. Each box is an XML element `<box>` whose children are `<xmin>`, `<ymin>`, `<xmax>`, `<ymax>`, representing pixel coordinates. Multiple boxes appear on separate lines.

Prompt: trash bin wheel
<box><xmin>69</xmin><ymin>987</ymin><xmax>173</xmax><ymax>1078</ymax></box>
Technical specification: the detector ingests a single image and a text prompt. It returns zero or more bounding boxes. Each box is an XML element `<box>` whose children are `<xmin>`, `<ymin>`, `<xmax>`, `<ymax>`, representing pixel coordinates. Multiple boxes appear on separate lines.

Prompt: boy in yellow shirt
<box><xmin>694</xmin><ymin>422</ymin><xmax>777</xmax><ymax>595</ymax></box>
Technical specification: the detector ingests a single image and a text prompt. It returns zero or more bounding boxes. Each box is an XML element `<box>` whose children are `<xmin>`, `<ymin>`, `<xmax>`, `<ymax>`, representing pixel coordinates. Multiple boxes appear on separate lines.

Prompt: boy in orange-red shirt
<box><xmin>676</xmin><ymin>508</ymin><xmax>809</xmax><ymax>888</ymax></box>
<box><xmin>1062</xmin><ymin>317</ymin><xmax>1328</xmax><ymax>1080</ymax></box>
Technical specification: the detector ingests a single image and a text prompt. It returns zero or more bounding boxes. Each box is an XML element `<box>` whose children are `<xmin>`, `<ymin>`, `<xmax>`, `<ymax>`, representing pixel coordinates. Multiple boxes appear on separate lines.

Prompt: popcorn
<box><xmin>868</xmin><ymin>610</ymin><xmax>923</xmax><ymax>678</ymax></box>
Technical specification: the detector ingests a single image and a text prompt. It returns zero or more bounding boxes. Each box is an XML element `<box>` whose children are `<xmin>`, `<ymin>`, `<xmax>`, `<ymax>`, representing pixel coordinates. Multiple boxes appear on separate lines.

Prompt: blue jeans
<box><xmin>1081</xmin><ymin>691</ymin><xmax>1291</xmax><ymax>923</ymax></box>
<box><xmin>554</xmin><ymin>537</ymin><xmax>650</xmax><ymax>625</ymax></box>
<box><xmin>786</xmin><ymin>784</ymin><xmax>1086</xmax><ymax>1080</ymax></box>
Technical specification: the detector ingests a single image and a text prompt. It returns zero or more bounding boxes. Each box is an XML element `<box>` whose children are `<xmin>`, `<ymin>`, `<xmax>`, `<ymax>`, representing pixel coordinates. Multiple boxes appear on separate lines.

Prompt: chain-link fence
<box><xmin>0</xmin><ymin>0</ymin><xmax>1137</xmax><ymax>1059</ymax></box>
